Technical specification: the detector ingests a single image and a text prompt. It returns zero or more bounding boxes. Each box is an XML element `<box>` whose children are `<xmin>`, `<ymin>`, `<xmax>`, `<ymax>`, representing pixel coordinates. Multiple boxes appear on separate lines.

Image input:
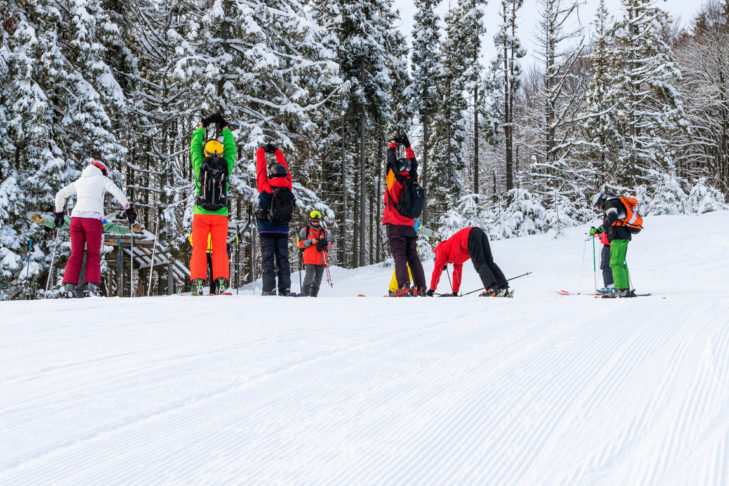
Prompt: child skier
<box><xmin>383</xmin><ymin>134</ymin><xmax>426</xmax><ymax>297</ymax></box>
<box><xmin>189</xmin><ymin>112</ymin><xmax>236</xmax><ymax>296</ymax></box>
<box><xmin>256</xmin><ymin>143</ymin><xmax>295</xmax><ymax>296</ymax></box>
<box><xmin>426</xmin><ymin>227</ymin><xmax>511</xmax><ymax>298</ymax></box>
<box><xmin>297</xmin><ymin>210</ymin><xmax>332</xmax><ymax>297</ymax></box>
<box><xmin>54</xmin><ymin>159</ymin><xmax>135</xmax><ymax>297</ymax></box>
<box><xmin>595</xmin><ymin>231</ymin><xmax>614</xmax><ymax>294</ymax></box>
<box><xmin>590</xmin><ymin>192</ymin><xmax>643</xmax><ymax>298</ymax></box>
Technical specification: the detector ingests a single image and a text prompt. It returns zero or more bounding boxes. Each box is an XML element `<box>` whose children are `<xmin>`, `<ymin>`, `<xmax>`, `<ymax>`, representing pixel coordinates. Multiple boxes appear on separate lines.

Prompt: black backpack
<box><xmin>269</xmin><ymin>186</ymin><xmax>295</xmax><ymax>224</ymax></box>
<box><xmin>196</xmin><ymin>156</ymin><xmax>229</xmax><ymax>211</ymax></box>
<box><xmin>391</xmin><ymin>178</ymin><xmax>425</xmax><ymax>218</ymax></box>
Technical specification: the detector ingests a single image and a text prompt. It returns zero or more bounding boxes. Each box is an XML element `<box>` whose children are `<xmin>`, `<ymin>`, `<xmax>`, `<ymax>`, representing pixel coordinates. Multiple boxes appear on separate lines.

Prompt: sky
<box><xmin>392</xmin><ymin>0</ymin><xmax>707</xmax><ymax>67</ymax></box>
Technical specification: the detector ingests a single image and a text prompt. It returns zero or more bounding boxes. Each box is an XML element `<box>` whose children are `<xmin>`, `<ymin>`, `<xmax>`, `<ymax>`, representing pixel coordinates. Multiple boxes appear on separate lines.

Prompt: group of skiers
<box><xmin>50</xmin><ymin>111</ymin><xmax>641</xmax><ymax>299</ymax></box>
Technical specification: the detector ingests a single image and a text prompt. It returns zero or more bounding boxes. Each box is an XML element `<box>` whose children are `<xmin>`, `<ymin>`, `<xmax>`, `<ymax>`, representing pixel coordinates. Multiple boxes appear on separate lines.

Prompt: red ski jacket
<box><xmin>297</xmin><ymin>224</ymin><xmax>331</xmax><ymax>265</ymax></box>
<box><xmin>430</xmin><ymin>227</ymin><xmax>476</xmax><ymax>293</ymax></box>
<box><xmin>256</xmin><ymin>147</ymin><xmax>292</xmax><ymax>193</ymax></box>
<box><xmin>382</xmin><ymin>142</ymin><xmax>417</xmax><ymax>227</ymax></box>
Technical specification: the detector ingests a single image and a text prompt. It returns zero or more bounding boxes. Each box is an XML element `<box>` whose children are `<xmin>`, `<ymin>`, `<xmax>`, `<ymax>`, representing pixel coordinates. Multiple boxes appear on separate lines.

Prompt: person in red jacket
<box><xmin>426</xmin><ymin>227</ymin><xmax>511</xmax><ymax>297</ymax></box>
<box><xmin>383</xmin><ymin>134</ymin><xmax>426</xmax><ymax>297</ymax></box>
<box><xmin>297</xmin><ymin>210</ymin><xmax>331</xmax><ymax>297</ymax></box>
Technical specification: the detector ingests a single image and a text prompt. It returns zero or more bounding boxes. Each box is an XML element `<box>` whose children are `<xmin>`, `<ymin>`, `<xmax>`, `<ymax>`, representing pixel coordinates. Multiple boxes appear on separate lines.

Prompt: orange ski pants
<box><xmin>190</xmin><ymin>214</ymin><xmax>229</xmax><ymax>281</ymax></box>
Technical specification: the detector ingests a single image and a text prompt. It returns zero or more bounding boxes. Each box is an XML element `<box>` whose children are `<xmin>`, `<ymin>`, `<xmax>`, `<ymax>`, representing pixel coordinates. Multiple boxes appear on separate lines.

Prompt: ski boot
<box><xmin>392</xmin><ymin>285</ymin><xmax>412</xmax><ymax>297</ymax></box>
<box><xmin>601</xmin><ymin>288</ymin><xmax>634</xmax><ymax>299</ymax></box>
<box><xmin>411</xmin><ymin>286</ymin><xmax>426</xmax><ymax>297</ymax></box>
<box><xmin>85</xmin><ymin>282</ymin><xmax>100</xmax><ymax>297</ymax></box>
<box><xmin>480</xmin><ymin>287</ymin><xmax>511</xmax><ymax>298</ymax></box>
<box><xmin>215</xmin><ymin>278</ymin><xmax>228</xmax><ymax>295</ymax></box>
<box><xmin>191</xmin><ymin>279</ymin><xmax>205</xmax><ymax>296</ymax></box>
<box><xmin>596</xmin><ymin>285</ymin><xmax>614</xmax><ymax>295</ymax></box>
<box><xmin>262</xmin><ymin>289</ymin><xmax>277</xmax><ymax>296</ymax></box>
<box><xmin>62</xmin><ymin>283</ymin><xmax>76</xmax><ymax>298</ymax></box>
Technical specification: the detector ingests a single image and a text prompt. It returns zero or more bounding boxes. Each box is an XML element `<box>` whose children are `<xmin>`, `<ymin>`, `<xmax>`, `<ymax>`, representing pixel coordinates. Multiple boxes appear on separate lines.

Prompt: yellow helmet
<box><xmin>204</xmin><ymin>140</ymin><xmax>223</xmax><ymax>157</ymax></box>
<box><xmin>310</xmin><ymin>210</ymin><xmax>322</xmax><ymax>221</ymax></box>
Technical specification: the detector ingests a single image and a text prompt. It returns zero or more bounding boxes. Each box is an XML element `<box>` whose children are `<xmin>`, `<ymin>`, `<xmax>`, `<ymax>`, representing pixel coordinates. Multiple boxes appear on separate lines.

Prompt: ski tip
<box><xmin>557</xmin><ymin>290</ymin><xmax>570</xmax><ymax>295</ymax></box>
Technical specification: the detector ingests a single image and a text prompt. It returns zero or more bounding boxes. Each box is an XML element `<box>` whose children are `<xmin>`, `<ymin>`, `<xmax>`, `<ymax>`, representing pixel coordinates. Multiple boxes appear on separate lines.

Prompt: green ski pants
<box><xmin>609</xmin><ymin>239</ymin><xmax>630</xmax><ymax>289</ymax></box>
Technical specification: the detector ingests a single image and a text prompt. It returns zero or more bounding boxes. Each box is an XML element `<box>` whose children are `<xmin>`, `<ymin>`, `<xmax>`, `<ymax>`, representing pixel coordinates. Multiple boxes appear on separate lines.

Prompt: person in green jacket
<box><xmin>189</xmin><ymin>112</ymin><xmax>236</xmax><ymax>295</ymax></box>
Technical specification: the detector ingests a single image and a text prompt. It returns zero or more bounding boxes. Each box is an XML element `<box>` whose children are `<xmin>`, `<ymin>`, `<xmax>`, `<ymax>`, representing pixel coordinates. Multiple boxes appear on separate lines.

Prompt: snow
<box><xmin>2</xmin><ymin>211</ymin><xmax>729</xmax><ymax>484</ymax></box>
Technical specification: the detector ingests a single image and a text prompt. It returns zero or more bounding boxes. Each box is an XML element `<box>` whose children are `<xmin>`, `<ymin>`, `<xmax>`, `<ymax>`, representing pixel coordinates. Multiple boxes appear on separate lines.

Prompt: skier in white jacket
<box><xmin>54</xmin><ymin>160</ymin><xmax>136</xmax><ymax>297</ymax></box>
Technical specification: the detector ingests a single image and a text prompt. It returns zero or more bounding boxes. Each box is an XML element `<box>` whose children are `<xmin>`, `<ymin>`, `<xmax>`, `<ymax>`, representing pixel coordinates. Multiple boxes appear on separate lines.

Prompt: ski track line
<box><xmin>499</xmin><ymin>317</ymin><xmax>641</xmax><ymax>484</ymax></box>
<box><xmin>53</xmin><ymin>316</ymin><xmax>470</xmax><ymax>485</ymax></box>
<box><xmin>642</xmin><ymin>304</ymin><xmax>729</xmax><ymax>484</ymax></box>
<box><xmin>355</xmin><ymin>309</ymin><xmax>578</xmax><ymax>485</ymax></box>
<box><xmin>0</xmin><ymin>312</ymin><xmax>459</xmax><ymax>479</ymax></box>
<box><xmin>476</xmin><ymin>316</ymin><xmax>615</xmax><ymax>484</ymax></box>
<box><xmin>581</xmin><ymin>305</ymin><xmax>712</xmax><ymax>485</ymax></box>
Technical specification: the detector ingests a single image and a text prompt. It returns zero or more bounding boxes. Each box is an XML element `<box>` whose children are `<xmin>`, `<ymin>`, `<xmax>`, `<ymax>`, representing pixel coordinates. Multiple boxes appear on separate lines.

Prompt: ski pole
<box><xmin>324</xmin><ymin>251</ymin><xmax>333</xmax><ymax>287</ymax></box>
<box><xmin>461</xmin><ymin>271</ymin><xmax>532</xmax><ymax>296</ymax></box>
<box><xmin>236</xmin><ymin>224</ymin><xmax>240</xmax><ymax>295</ymax></box>
<box><xmin>130</xmin><ymin>225</ymin><xmax>134</xmax><ymax>298</ymax></box>
<box><xmin>45</xmin><ymin>229</ymin><xmax>60</xmax><ymax>294</ymax></box>
<box><xmin>147</xmin><ymin>209</ymin><xmax>160</xmax><ymax>296</ymax></box>
<box><xmin>295</xmin><ymin>226</ymin><xmax>303</xmax><ymax>293</ymax></box>
<box><xmin>25</xmin><ymin>238</ymin><xmax>33</xmax><ymax>279</ymax></box>
<box><xmin>579</xmin><ymin>235</ymin><xmax>588</xmax><ymax>293</ymax></box>
<box><xmin>445</xmin><ymin>265</ymin><xmax>453</xmax><ymax>293</ymax></box>
<box><xmin>592</xmin><ymin>235</ymin><xmax>597</xmax><ymax>291</ymax></box>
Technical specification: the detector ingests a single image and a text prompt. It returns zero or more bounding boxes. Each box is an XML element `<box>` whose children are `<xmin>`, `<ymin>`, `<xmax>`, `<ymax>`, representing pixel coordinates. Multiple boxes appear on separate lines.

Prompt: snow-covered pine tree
<box><xmin>408</xmin><ymin>0</ymin><xmax>443</xmax><ymax>224</ymax></box>
<box><xmin>329</xmin><ymin>0</ymin><xmax>394</xmax><ymax>267</ymax></box>
<box><xmin>458</xmin><ymin>0</ymin><xmax>487</xmax><ymax>195</ymax></box>
<box><xmin>482</xmin><ymin>0</ymin><xmax>526</xmax><ymax>192</ymax></box>
<box><xmin>582</xmin><ymin>0</ymin><xmax>620</xmax><ymax>190</ymax></box>
<box><xmin>430</xmin><ymin>4</ymin><xmax>469</xmax><ymax>224</ymax></box>
<box><xmin>607</xmin><ymin>0</ymin><xmax>688</xmax><ymax>188</ymax></box>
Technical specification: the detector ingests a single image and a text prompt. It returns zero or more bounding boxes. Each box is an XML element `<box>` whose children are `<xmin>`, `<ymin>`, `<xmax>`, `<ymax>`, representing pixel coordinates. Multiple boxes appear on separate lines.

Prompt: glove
<box><xmin>255</xmin><ymin>208</ymin><xmax>269</xmax><ymax>221</ymax></box>
<box><xmin>316</xmin><ymin>238</ymin><xmax>329</xmax><ymax>251</ymax></box>
<box><xmin>401</xmin><ymin>134</ymin><xmax>410</xmax><ymax>147</ymax></box>
<box><xmin>201</xmin><ymin>115</ymin><xmax>214</xmax><ymax>128</ymax></box>
<box><xmin>125</xmin><ymin>205</ymin><xmax>137</xmax><ymax>225</ymax></box>
<box><xmin>262</xmin><ymin>143</ymin><xmax>278</xmax><ymax>154</ymax></box>
<box><xmin>391</xmin><ymin>135</ymin><xmax>405</xmax><ymax>145</ymax></box>
<box><xmin>209</xmin><ymin>112</ymin><xmax>228</xmax><ymax>129</ymax></box>
<box><xmin>426</xmin><ymin>289</ymin><xmax>435</xmax><ymax>297</ymax></box>
<box><xmin>589</xmin><ymin>226</ymin><xmax>604</xmax><ymax>236</ymax></box>
<box><xmin>54</xmin><ymin>212</ymin><xmax>65</xmax><ymax>229</ymax></box>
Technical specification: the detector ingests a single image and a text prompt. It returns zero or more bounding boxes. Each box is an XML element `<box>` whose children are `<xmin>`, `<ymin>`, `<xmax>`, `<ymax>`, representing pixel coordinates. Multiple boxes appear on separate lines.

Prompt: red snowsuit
<box><xmin>430</xmin><ymin>227</ymin><xmax>474</xmax><ymax>293</ymax></box>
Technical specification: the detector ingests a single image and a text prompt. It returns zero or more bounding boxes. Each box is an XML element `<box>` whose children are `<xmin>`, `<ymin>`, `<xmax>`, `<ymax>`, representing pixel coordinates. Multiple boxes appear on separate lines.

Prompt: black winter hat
<box><xmin>268</xmin><ymin>162</ymin><xmax>288</xmax><ymax>178</ymax></box>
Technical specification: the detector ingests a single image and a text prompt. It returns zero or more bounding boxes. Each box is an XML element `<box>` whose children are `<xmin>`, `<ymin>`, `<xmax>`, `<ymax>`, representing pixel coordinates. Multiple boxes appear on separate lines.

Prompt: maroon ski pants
<box><xmin>63</xmin><ymin>217</ymin><xmax>103</xmax><ymax>285</ymax></box>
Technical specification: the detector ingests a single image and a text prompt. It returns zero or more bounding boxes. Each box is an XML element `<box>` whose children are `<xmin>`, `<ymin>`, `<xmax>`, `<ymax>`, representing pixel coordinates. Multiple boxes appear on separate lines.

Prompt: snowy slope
<box><xmin>2</xmin><ymin>212</ymin><xmax>729</xmax><ymax>485</ymax></box>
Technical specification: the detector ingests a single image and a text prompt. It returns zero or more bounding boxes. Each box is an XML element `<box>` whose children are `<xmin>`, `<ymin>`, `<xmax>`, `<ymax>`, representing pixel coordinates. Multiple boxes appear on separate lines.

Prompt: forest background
<box><xmin>1</xmin><ymin>0</ymin><xmax>728</xmax><ymax>299</ymax></box>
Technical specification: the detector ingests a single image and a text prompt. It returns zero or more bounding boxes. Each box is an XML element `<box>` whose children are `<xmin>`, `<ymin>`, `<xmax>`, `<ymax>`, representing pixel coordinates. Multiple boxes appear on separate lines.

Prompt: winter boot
<box><xmin>261</xmin><ymin>289</ymin><xmax>277</xmax><ymax>296</ymax></box>
<box><xmin>279</xmin><ymin>288</ymin><xmax>290</xmax><ymax>296</ymax></box>
<box><xmin>191</xmin><ymin>279</ymin><xmax>205</xmax><ymax>296</ymax></box>
<box><xmin>85</xmin><ymin>282</ymin><xmax>100</xmax><ymax>297</ymax></box>
<box><xmin>617</xmin><ymin>289</ymin><xmax>636</xmax><ymax>298</ymax></box>
<box><xmin>63</xmin><ymin>283</ymin><xmax>76</xmax><ymax>298</ymax></box>
<box><xmin>215</xmin><ymin>278</ymin><xmax>228</xmax><ymax>295</ymax></box>
<box><xmin>393</xmin><ymin>285</ymin><xmax>412</xmax><ymax>297</ymax></box>
<box><xmin>601</xmin><ymin>288</ymin><xmax>633</xmax><ymax>299</ymax></box>
<box><xmin>411</xmin><ymin>286</ymin><xmax>426</xmax><ymax>297</ymax></box>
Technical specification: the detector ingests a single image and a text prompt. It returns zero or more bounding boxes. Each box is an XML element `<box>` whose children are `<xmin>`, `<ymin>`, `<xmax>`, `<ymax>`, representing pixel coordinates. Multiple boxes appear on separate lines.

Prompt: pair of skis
<box><xmin>556</xmin><ymin>290</ymin><xmax>652</xmax><ymax>297</ymax></box>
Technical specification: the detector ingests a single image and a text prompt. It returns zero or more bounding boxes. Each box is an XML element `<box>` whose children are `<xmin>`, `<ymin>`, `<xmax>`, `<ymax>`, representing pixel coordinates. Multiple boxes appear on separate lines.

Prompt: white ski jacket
<box><xmin>54</xmin><ymin>165</ymin><xmax>130</xmax><ymax>220</ymax></box>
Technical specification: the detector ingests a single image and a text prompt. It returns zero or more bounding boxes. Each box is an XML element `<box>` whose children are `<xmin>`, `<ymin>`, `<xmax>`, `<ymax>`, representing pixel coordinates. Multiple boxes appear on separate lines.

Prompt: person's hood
<box><xmin>81</xmin><ymin>165</ymin><xmax>104</xmax><ymax>178</ymax></box>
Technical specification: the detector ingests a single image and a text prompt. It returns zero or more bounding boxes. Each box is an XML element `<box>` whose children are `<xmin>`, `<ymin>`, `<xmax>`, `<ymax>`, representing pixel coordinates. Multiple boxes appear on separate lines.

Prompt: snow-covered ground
<box><xmin>2</xmin><ymin>211</ymin><xmax>729</xmax><ymax>485</ymax></box>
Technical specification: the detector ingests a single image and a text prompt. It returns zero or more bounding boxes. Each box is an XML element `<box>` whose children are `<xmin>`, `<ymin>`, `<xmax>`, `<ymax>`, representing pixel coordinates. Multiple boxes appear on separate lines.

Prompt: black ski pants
<box><xmin>260</xmin><ymin>235</ymin><xmax>291</xmax><ymax>294</ymax></box>
<box><xmin>600</xmin><ymin>244</ymin><xmax>614</xmax><ymax>287</ymax></box>
<box><xmin>386</xmin><ymin>224</ymin><xmax>426</xmax><ymax>289</ymax></box>
<box><xmin>467</xmin><ymin>227</ymin><xmax>508</xmax><ymax>290</ymax></box>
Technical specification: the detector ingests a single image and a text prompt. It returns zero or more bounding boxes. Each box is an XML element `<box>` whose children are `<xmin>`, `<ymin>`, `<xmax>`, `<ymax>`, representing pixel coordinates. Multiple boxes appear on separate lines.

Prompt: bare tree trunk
<box><xmin>473</xmin><ymin>85</ymin><xmax>480</xmax><ymax>194</ymax></box>
<box><xmin>339</xmin><ymin>94</ymin><xmax>347</xmax><ymax>267</ymax></box>
<box><xmin>422</xmin><ymin>114</ymin><xmax>429</xmax><ymax>223</ymax></box>
<box><xmin>358</xmin><ymin>67</ymin><xmax>367</xmax><ymax>267</ymax></box>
